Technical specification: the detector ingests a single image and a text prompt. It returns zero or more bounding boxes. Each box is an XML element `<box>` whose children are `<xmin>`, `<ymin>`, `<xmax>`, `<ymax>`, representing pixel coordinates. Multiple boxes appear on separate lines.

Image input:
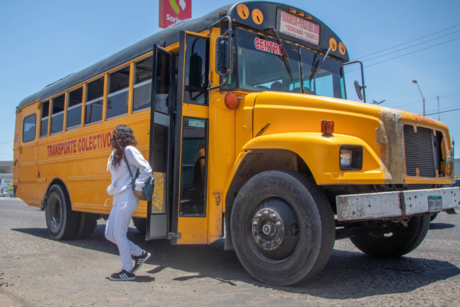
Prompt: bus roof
<box><xmin>17</xmin><ymin>1</ymin><xmax>348</xmax><ymax>110</ymax></box>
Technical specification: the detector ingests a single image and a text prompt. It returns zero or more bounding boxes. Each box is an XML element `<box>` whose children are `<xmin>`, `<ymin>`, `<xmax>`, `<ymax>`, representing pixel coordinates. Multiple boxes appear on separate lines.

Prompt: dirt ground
<box><xmin>1</xmin><ymin>198</ymin><xmax>460</xmax><ymax>306</ymax></box>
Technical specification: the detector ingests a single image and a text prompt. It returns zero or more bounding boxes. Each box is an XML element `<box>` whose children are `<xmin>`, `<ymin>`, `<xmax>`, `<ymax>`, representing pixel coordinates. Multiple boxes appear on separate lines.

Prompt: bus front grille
<box><xmin>403</xmin><ymin>125</ymin><xmax>436</xmax><ymax>177</ymax></box>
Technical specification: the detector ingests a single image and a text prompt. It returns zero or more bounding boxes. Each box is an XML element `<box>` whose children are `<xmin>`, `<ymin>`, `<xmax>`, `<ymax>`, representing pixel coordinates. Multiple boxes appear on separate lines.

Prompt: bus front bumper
<box><xmin>336</xmin><ymin>187</ymin><xmax>460</xmax><ymax>221</ymax></box>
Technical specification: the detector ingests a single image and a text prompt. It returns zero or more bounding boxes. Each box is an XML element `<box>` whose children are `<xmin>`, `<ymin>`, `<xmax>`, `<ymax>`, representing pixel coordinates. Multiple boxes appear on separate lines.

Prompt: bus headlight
<box><xmin>340</xmin><ymin>149</ymin><xmax>352</xmax><ymax>167</ymax></box>
<box><xmin>340</xmin><ymin>145</ymin><xmax>363</xmax><ymax>170</ymax></box>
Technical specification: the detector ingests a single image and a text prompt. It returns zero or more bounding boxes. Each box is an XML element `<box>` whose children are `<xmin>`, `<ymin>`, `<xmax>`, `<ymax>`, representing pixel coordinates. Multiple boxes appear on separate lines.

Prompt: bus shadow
<box><xmin>12</xmin><ymin>225</ymin><xmax>460</xmax><ymax>299</ymax></box>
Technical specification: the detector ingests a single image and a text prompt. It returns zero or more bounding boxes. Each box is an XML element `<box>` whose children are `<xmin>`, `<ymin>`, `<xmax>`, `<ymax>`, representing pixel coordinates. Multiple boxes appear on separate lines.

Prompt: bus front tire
<box><xmin>45</xmin><ymin>184</ymin><xmax>79</xmax><ymax>240</ymax></box>
<box><xmin>350</xmin><ymin>215</ymin><xmax>430</xmax><ymax>258</ymax></box>
<box><xmin>230</xmin><ymin>170</ymin><xmax>335</xmax><ymax>286</ymax></box>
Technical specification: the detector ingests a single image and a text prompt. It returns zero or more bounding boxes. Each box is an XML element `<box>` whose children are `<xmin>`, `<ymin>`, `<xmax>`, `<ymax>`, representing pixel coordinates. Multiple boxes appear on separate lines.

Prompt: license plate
<box><xmin>428</xmin><ymin>195</ymin><xmax>442</xmax><ymax>213</ymax></box>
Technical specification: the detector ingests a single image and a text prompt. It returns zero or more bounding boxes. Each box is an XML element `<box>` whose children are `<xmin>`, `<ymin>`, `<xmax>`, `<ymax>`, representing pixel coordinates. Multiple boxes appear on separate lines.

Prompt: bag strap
<box><xmin>123</xmin><ymin>149</ymin><xmax>134</xmax><ymax>178</ymax></box>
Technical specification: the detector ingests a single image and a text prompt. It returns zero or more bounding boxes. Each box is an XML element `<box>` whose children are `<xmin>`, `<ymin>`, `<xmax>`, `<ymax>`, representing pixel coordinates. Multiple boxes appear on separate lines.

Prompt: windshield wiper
<box><xmin>309</xmin><ymin>48</ymin><xmax>331</xmax><ymax>83</ymax></box>
<box><xmin>269</xmin><ymin>27</ymin><xmax>293</xmax><ymax>81</ymax></box>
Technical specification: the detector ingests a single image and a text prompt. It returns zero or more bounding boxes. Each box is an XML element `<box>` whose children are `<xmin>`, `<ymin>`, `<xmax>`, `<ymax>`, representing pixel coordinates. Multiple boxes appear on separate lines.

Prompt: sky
<box><xmin>1</xmin><ymin>0</ymin><xmax>460</xmax><ymax>160</ymax></box>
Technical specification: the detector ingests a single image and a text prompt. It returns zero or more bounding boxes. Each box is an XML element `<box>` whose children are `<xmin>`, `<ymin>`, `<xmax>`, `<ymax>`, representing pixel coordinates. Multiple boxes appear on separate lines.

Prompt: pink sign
<box><xmin>278</xmin><ymin>10</ymin><xmax>320</xmax><ymax>45</ymax></box>
<box><xmin>159</xmin><ymin>0</ymin><xmax>192</xmax><ymax>29</ymax></box>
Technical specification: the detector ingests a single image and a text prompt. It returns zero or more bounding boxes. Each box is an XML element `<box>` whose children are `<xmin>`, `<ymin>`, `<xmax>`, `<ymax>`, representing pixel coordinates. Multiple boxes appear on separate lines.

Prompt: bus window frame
<box><xmin>183</xmin><ymin>34</ymin><xmax>210</xmax><ymax>106</ymax></box>
<box><xmin>66</xmin><ymin>87</ymin><xmax>83</xmax><ymax>131</ymax></box>
<box><xmin>226</xmin><ymin>27</ymin><xmax>346</xmax><ymax>98</ymax></box>
<box><xmin>178</xmin><ymin>117</ymin><xmax>209</xmax><ymax>218</ymax></box>
<box><xmin>84</xmin><ymin>98</ymin><xmax>103</xmax><ymax>126</ymax></box>
<box><xmin>132</xmin><ymin>56</ymin><xmax>153</xmax><ymax>113</ymax></box>
<box><xmin>40</xmin><ymin>100</ymin><xmax>50</xmax><ymax>138</ymax></box>
<box><xmin>132</xmin><ymin>79</ymin><xmax>152</xmax><ymax>114</ymax></box>
<box><xmin>22</xmin><ymin>113</ymin><xmax>37</xmax><ymax>143</ymax></box>
<box><xmin>84</xmin><ymin>76</ymin><xmax>105</xmax><ymax>126</ymax></box>
<box><xmin>106</xmin><ymin>66</ymin><xmax>130</xmax><ymax>120</ymax></box>
<box><xmin>50</xmin><ymin>93</ymin><xmax>66</xmax><ymax>135</ymax></box>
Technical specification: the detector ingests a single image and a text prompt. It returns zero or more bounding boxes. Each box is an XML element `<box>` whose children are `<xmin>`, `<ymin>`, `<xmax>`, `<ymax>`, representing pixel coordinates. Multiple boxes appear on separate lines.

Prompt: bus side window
<box><xmin>133</xmin><ymin>56</ymin><xmax>153</xmax><ymax>112</ymax></box>
<box><xmin>67</xmin><ymin>87</ymin><xmax>83</xmax><ymax>130</ymax></box>
<box><xmin>85</xmin><ymin>77</ymin><xmax>104</xmax><ymax>125</ymax></box>
<box><xmin>184</xmin><ymin>37</ymin><xmax>209</xmax><ymax>105</ymax></box>
<box><xmin>23</xmin><ymin>114</ymin><xmax>36</xmax><ymax>142</ymax></box>
<box><xmin>51</xmin><ymin>94</ymin><xmax>65</xmax><ymax>134</ymax></box>
<box><xmin>107</xmin><ymin>66</ymin><xmax>130</xmax><ymax>119</ymax></box>
<box><xmin>40</xmin><ymin>100</ymin><xmax>49</xmax><ymax>137</ymax></box>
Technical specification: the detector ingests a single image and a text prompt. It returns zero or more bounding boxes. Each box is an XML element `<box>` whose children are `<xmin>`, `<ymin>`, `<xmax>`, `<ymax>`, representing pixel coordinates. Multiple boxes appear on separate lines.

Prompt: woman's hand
<box><xmin>134</xmin><ymin>190</ymin><xmax>143</xmax><ymax>198</ymax></box>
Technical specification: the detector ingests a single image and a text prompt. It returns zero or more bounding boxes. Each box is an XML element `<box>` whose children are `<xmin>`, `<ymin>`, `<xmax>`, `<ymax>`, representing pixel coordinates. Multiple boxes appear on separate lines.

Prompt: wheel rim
<box><xmin>248</xmin><ymin>197</ymin><xmax>300</xmax><ymax>261</ymax></box>
<box><xmin>47</xmin><ymin>194</ymin><xmax>62</xmax><ymax>233</ymax></box>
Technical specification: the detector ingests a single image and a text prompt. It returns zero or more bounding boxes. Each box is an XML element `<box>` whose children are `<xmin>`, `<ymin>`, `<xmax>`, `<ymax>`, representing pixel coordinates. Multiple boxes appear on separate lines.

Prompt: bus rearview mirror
<box><xmin>354</xmin><ymin>80</ymin><xmax>364</xmax><ymax>101</ymax></box>
<box><xmin>215</xmin><ymin>36</ymin><xmax>232</xmax><ymax>76</ymax></box>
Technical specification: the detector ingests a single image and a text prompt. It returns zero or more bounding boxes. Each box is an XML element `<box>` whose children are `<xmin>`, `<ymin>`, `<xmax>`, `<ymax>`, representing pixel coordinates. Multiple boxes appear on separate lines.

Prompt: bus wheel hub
<box><xmin>252</xmin><ymin>208</ymin><xmax>285</xmax><ymax>251</ymax></box>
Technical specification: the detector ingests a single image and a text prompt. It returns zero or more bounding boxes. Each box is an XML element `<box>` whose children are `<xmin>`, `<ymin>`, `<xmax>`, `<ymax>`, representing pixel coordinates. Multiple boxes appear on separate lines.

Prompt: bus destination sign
<box><xmin>276</xmin><ymin>10</ymin><xmax>320</xmax><ymax>45</ymax></box>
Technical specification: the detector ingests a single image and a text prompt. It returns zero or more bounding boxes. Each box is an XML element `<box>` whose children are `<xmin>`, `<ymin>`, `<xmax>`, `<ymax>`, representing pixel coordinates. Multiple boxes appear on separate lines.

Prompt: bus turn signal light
<box><xmin>321</xmin><ymin>120</ymin><xmax>334</xmax><ymax>134</ymax></box>
<box><xmin>224</xmin><ymin>92</ymin><xmax>239</xmax><ymax>110</ymax></box>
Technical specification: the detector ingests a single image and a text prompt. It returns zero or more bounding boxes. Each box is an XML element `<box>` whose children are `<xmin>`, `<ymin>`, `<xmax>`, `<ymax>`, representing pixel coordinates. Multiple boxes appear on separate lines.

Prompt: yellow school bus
<box><xmin>14</xmin><ymin>1</ymin><xmax>459</xmax><ymax>286</ymax></box>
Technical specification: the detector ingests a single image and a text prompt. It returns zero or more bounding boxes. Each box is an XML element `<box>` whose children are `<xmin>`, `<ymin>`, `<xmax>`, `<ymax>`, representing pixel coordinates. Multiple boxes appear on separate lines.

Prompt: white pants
<box><xmin>105</xmin><ymin>189</ymin><xmax>143</xmax><ymax>272</ymax></box>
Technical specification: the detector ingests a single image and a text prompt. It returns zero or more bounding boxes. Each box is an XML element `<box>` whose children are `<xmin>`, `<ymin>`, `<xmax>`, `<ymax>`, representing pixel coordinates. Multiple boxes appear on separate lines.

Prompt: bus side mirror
<box><xmin>354</xmin><ymin>80</ymin><xmax>365</xmax><ymax>101</ymax></box>
<box><xmin>189</xmin><ymin>52</ymin><xmax>203</xmax><ymax>91</ymax></box>
<box><xmin>215</xmin><ymin>36</ymin><xmax>232</xmax><ymax>76</ymax></box>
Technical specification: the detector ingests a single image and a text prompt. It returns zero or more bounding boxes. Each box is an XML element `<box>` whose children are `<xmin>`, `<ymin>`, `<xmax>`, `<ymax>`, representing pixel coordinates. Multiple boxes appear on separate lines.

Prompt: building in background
<box><xmin>0</xmin><ymin>161</ymin><xmax>12</xmax><ymax>174</ymax></box>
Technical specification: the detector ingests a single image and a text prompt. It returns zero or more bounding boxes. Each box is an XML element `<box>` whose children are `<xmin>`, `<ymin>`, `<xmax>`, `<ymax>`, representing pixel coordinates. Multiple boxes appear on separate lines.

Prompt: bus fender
<box><xmin>242</xmin><ymin>132</ymin><xmax>382</xmax><ymax>185</ymax></box>
<box><xmin>43</xmin><ymin>177</ymin><xmax>73</xmax><ymax>210</ymax></box>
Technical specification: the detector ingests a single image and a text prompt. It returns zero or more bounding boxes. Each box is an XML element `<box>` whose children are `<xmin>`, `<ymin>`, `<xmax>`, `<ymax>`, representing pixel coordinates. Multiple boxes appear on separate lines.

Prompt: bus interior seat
<box><xmin>270</xmin><ymin>81</ymin><xmax>283</xmax><ymax>91</ymax></box>
<box><xmin>180</xmin><ymin>148</ymin><xmax>206</xmax><ymax>216</ymax></box>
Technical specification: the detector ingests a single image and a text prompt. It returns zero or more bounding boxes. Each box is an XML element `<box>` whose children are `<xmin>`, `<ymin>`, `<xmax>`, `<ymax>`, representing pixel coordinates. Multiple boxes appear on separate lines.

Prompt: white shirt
<box><xmin>107</xmin><ymin>146</ymin><xmax>152</xmax><ymax>195</ymax></box>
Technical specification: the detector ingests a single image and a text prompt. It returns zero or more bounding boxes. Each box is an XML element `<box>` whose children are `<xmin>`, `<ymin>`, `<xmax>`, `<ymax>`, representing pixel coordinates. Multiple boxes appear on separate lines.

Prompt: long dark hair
<box><xmin>110</xmin><ymin>125</ymin><xmax>138</xmax><ymax>169</ymax></box>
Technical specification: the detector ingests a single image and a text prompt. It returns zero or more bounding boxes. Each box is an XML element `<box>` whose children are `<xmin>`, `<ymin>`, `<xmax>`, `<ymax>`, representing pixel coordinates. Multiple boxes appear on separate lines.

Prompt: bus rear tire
<box><xmin>350</xmin><ymin>215</ymin><xmax>430</xmax><ymax>258</ymax></box>
<box><xmin>230</xmin><ymin>170</ymin><xmax>335</xmax><ymax>286</ymax></box>
<box><xmin>74</xmin><ymin>212</ymin><xmax>98</xmax><ymax>239</ymax></box>
<box><xmin>45</xmin><ymin>184</ymin><xmax>79</xmax><ymax>240</ymax></box>
<box><xmin>133</xmin><ymin>217</ymin><xmax>146</xmax><ymax>234</ymax></box>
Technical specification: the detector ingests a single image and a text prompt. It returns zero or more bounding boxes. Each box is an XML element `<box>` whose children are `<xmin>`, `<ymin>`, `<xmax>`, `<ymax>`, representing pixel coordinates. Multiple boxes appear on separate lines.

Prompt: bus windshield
<box><xmin>230</xmin><ymin>28</ymin><xmax>344</xmax><ymax>99</ymax></box>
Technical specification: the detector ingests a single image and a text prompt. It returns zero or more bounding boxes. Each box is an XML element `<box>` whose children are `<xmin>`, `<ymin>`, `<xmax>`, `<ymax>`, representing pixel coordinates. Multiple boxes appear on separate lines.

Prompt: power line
<box><xmin>353</xmin><ymin>23</ymin><xmax>460</xmax><ymax>60</ymax></box>
<box><xmin>361</xmin><ymin>30</ymin><xmax>460</xmax><ymax>62</ymax></box>
<box><xmin>428</xmin><ymin>102</ymin><xmax>460</xmax><ymax>112</ymax></box>
<box><xmin>364</xmin><ymin>37</ymin><xmax>460</xmax><ymax>68</ymax></box>
<box><xmin>391</xmin><ymin>92</ymin><xmax>460</xmax><ymax>108</ymax></box>
<box><xmin>345</xmin><ymin>36</ymin><xmax>460</xmax><ymax>73</ymax></box>
<box><xmin>0</xmin><ymin>153</ymin><xmax>13</xmax><ymax>157</ymax></box>
<box><xmin>426</xmin><ymin>107</ymin><xmax>460</xmax><ymax>116</ymax></box>
<box><xmin>0</xmin><ymin>139</ymin><xmax>13</xmax><ymax>145</ymax></box>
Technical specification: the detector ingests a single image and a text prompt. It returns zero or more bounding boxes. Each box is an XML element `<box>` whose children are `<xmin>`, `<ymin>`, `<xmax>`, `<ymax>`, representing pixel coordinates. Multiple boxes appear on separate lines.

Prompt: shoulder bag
<box><xmin>123</xmin><ymin>153</ymin><xmax>155</xmax><ymax>201</ymax></box>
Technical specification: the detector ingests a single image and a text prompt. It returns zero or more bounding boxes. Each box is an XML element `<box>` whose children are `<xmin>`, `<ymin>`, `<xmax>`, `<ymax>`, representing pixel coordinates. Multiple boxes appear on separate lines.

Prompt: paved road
<box><xmin>1</xmin><ymin>198</ymin><xmax>460</xmax><ymax>306</ymax></box>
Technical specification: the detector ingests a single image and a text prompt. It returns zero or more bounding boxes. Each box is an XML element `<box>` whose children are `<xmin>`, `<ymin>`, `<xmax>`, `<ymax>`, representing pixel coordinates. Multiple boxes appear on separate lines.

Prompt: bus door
<box><xmin>145</xmin><ymin>45</ymin><xmax>175</xmax><ymax>240</ymax></box>
<box><xmin>170</xmin><ymin>31</ymin><xmax>210</xmax><ymax>244</ymax></box>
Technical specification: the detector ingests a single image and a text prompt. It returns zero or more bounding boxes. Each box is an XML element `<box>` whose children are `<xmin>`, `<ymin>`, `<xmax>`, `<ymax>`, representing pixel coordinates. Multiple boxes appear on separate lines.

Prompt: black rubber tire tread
<box><xmin>350</xmin><ymin>215</ymin><xmax>430</xmax><ymax>258</ymax></box>
<box><xmin>430</xmin><ymin>213</ymin><xmax>438</xmax><ymax>222</ymax></box>
<box><xmin>133</xmin><ymin>217</ymin><xmax>146</xmax><ymax>234</ymax></box>
<box><xmin>74</xmin><ymin>212</ymin><xmax>98</xmax><ymax>239</ymax></box>
<box><xmin>46</xmin><ymin>184</ymin><xmax>80</xmax><ymax>240</ymax></box>
<box><xmin>231</xmin><ymin>170</ymin><xmax>335</xmax><ymax>286</ymax></box>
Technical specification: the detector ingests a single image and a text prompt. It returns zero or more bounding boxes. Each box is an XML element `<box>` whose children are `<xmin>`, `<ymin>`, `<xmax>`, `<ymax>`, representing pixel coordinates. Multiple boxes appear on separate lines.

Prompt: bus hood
<box><xmin>250</xmin><ymin>91</ymin><xmax>454</xmax><ymax>184</ymax></box>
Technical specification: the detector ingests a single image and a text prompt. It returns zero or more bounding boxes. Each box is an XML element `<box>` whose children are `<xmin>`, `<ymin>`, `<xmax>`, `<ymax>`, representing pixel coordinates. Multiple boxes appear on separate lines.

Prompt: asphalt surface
<box><xmin>1</xmin><ymin>198</ymin><xmax>460</xmax><ymax>306</ymax></box>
